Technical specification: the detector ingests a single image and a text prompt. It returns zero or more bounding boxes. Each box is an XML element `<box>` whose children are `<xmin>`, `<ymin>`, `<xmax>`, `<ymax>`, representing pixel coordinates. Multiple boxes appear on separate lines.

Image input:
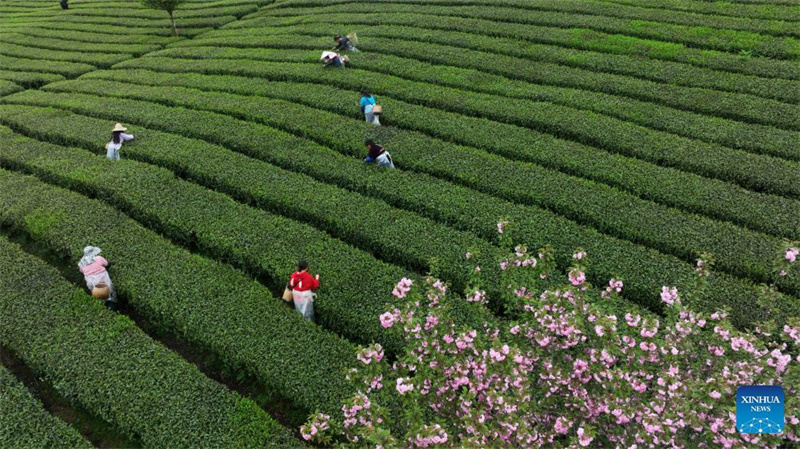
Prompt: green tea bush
<box><xmin>0</xmin><ymin>365</ymin><xmax>92</xmax><ymax>449</ymax></box>
<box><xmin>0</xmin><ymin>69</ymin><xmax>64</xmax><ymax>89</ymax></box>
<box><xmin>121</xmin><ymin>49</ymin><xmax>799</xmax><ymax>161</ymax></box>
<box><xmin>23</xmin><ymin>83</ymin><xmax>800</xmax><ymax>297</ymax></box>
<box><xmin>0</xmin><ymin>167</ymin><xmax>357</xmax><ymax>417</ymax></box>
<box><xmin>0</xmin><ymin>111</ymin><xmax>492</xmax><ymax>341</ymax></box>
<box><xmin>0</xmin><ymin>41</ymin><xmax>130</xmax><ymax>68</ymax></box>
<box><xmin>0</xmin><ymin>54</ymin><xmax>94</xmax><ymax>77</ymax></box>
<box><xmin>205</xmin><ymin>21</ymin><xmax>800</xmax><ymax>103</ymax></box>
<box><xmin>1</xmin><ymin>26</ymin><xmax>176</xmax><ymax>44</ymax></box>
<box><xmin>0</xmin><ymin>237</ymin><xmax>297</xmax><ymax>448</ymax></box>
<box><xmin>76</xmin><ymin>69</ymin><xmax>800</xmax><ymax>243</ymax></box>
<box><xmin>252</xmin><ymin>3</ymin><xmax>800</xmax><ymax>58</ymax></box>
<box><xmin>0</xmin><ymin>32</ymin><xmax>161</xmax><ymax>55</ymax></box>
<box><xmin>0</xmin><ymin>80</ymin><xmax>21</xmax><ymax>97</ymax></box>
<box><xmin>2</xmin><ymin>90</ymin><xmax>796</xmax><ymax>329</ymax></box>
<box><xmin>187</xmin><ymin>28</ymin><xmax>800</xmax><ymax>130</ymax></box>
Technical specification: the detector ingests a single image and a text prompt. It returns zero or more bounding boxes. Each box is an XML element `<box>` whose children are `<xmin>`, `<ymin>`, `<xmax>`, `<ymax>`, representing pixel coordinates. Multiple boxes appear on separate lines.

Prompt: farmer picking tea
<box><xmin>288</xmin><ymin>260</ymin><xmax>320</xmax><ymax>322</ymax></box>
<box><xmin>333</xmin><ymin>34</ymin><xmax>358</xmax><ymax>52</ymax></box>
<box><xmin>321</xmin><ymin>51</ymin><xmax>349</xmax><ymax>68</ymax></box>
<box><xmin>364</xmin><ymin>140</ymin><xmax>395</xmax><ymax>169</ymax></box>
<box><xmin>105</xmin><ymin>123</ymin><xmax>134</xmax><ymax>161</ymax></box>
<box><xmin>360</xmin><ymin>90</ymin><xmax>381</xmax><ymax>126</ymax></box>
<box><xmin>78</xmin><ymin>246</ymin><xmax>118</xmax><ymax>310</ymax></box>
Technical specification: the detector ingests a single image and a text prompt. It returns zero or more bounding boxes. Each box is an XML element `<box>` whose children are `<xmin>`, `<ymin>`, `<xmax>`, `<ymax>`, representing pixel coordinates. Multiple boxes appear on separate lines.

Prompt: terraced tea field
<box><xmin>1</xmin><ymin>0</ymin><xmax>798</xmax><ymax>446</ymax></box>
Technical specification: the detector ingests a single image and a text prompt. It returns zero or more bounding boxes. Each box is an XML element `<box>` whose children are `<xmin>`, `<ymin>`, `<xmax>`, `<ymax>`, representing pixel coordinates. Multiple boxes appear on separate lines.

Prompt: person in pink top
<box><xmin>78</xmin><ymin>246</ymin><xmax>117</xmax><ymax>310</ymax></box>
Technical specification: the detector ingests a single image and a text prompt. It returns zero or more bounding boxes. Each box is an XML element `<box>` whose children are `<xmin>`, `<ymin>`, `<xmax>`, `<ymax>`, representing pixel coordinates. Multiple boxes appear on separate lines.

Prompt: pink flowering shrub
<box><xmin>303</xmin><ymin>228</ymin><xmax>799</xmax><ymax>448</ymax></box>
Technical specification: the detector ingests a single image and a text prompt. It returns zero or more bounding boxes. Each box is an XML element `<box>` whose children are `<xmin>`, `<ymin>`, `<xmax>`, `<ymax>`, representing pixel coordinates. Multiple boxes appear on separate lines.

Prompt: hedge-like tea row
<box><xmin>204</xmin><ymin>21</ymin><xmax>798</xmax><ymax>104</ymax></box>
<box><xmin>0</xmin><ymin>69</ymin><xmax>63</xmax><ymax>89</ymax></box>
<box><xmin>0</xmin><ymin>365</ymin><xmax>92</xmax><ymax>449</ymax></box>
<box><xmin>0</xmin><ymin>32</ymin><xmax>161</xmax><ymax>55</ymax></box>
<box><xmin>252</xmin><ymin>3</ymin><xmax>800</xmax><ymax>58</ymax></box>
<box><xmin>19</xmin><ymin>84</ymin><xmax>798</xmax><ymax>296</ymax></box>
<box><xmin>175</xmin><ymin>30</ymin><xmax>800</xmax><ymax>131</ymax></box>
<box><xmin>227</xmin><ymin>9</ymin><xmax>797</xmax><ymax>80</ymax></box>
<box><xmin>0</xmin><ymin>54</ymin><xmax>94</xmax><ymax>77</ymax></box>
<box><xmin>265</xmin><ymin>0</ymin><xmax>800</xmax><ymax>37</ymax></box>
<box><xmin>3</xmin><ymin>27</ymin><xmax>176</xmax><ymax>45</ymax></box>
<box><xmin>0</xmin><ymin>21</ymin><xmax>214</xmax><ymax>37</ymax></box>
<box><xmin>0</xmin><ymin>41</ymin><xmax>131</xmax><ymax>68</ymax></box>
<box><xmin>1</xmin><ymin>14</ymin><xmax>237</xmax><ymax>29</ymax></box>
<box><xmin>605</xmin><ymin>0</ymin><xmax>800</xmax><ymax>21</ymax></box>
<box><xmin>108</xmin><ymin>57</ymin><xmax>800</xmax><ymax>202</ymax></box>
<box><xmin>4</xmin><ymin>90</ymin><xmax>797</xmax><ymax>329</ymax></box>
<box><xmin>0</xmin><ymin>105</ymin><xmax>500</xmax><ymax>323</ymax></box>
<box><xmin>7</xmin><ymin>4</ymin><xmax>258</xmax><ymax>19</ymax></box>
<box><xmin>0</xmin><ymin>236</ymin><xmax>298</xmax><ymax>448</ymax></box>
<box><xmin>134</xmin><ymin>46</ymin><xmax>797</xmax><ymax>161</ymax></box>
<box><xmin>0</xmin><ymin>164</ymin><xmax>356</xmax><ymax>418</ymax></box>
<box><xmin>77</xmin><ymin>69</ymin><xmax>800</xmax><ymax>243</ymax></box>
<box><xmin>267</xmin><ymin>0</ymin><xmax>800</xmax><ymax>22</ymax></box>
<box><xmin>0</xmin><ymin>80</ymin><xmax>21</xmax><ymax>97</ymax></box>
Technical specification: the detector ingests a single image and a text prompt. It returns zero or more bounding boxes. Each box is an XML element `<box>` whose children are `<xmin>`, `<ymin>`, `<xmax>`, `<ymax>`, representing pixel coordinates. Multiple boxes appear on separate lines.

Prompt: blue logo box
<box><xmin>736</xmin><ymin>385</ymin><xmax>784</xmax><ymax>434</ymax></box>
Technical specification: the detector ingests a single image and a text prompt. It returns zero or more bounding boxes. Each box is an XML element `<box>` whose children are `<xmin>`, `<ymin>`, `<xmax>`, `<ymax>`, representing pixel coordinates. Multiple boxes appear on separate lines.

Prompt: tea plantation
<box><xmin>1</xmin><ymin>0</ymin><xmax>798</xmax><ymax>446</ymax></box>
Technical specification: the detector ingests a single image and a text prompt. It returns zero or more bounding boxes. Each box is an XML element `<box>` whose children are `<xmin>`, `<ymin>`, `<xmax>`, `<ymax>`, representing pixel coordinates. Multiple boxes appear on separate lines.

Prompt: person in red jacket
<box><xmin>289</xmin><ymin>260</ymin><xmax>319</xmax><ymax>322</ymax></box>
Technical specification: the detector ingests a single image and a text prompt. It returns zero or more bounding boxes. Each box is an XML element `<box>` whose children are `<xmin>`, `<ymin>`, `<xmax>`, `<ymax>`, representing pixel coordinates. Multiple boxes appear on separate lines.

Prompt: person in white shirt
<box><xmin>105</xmin><ymin>123</ymin><xmax>134</xmax><ymax>161</ymax></box>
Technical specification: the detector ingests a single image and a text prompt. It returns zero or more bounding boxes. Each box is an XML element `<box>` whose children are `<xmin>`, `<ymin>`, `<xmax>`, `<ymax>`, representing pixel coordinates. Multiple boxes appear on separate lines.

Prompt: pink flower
<box><xmin>660</xmin><ymin>286</ymin><xmax>680</xmax><ymax>307</ymax></box>
<box><xmin>392</xmin><ymin>277</ymin><xmax>413</xmax><ymax>299</ymax></box>
<box><xmin>594</xmin><ymin>325</ymin><xmax>605</xmax><ymax>337</ymax></box>
<box><xmin>710</xmin><ymin>390</ymin><xmax>721</xmax><ymax>399</ymax></box>
<box><xmin>379</xmin><ymin>311</ymin><xmax>395</xmax><ymax>328</ymax></box>
<box><xmin>786</xmin><ymin>248</ymin><xmax>799</xmax><ymax>263</ymax></box>
<box><xmin>569</xmin><ymin>269</ymin><xmax>586</xmax><ymax>286</ymax></box>
<box><xmin>396</xmin><ymin>377</ymin><xmax>414</xmax><ymax>395</ymax></box>
<box><xmin>497</xmin><ymin>221</ymin><xmax>508</xmax><ymax>234</ymax></box>
<box><xmin>577</xmin><ymin>427</ymin><xmax>593</xmax><ymax>447</ymax></box>
<box><xmin>573</xmin><ymin>251</ymin><xmax>587</xmax><ymax>260</ymax></box>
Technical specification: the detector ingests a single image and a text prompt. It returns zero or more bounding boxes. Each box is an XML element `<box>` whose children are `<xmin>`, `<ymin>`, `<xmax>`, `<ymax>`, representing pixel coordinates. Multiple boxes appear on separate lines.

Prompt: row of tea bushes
<box><xmin>0</xmin><ymin>236</ymin><xmax>297</xmax><ymax>448</ymax></box>
<box><xmin>0</xmin><ymin>164</ymin><xmax>357</xmax><ymax>417</ymax></box>
<box><xmin>0</xmin><ymin>365</ymin><xmax>92</xmax><ymax>449</ymax></box>
<box><xmin>2</xmin><ymin>89</ymin><xmax>796</xmax><ymax>329</ymax></box>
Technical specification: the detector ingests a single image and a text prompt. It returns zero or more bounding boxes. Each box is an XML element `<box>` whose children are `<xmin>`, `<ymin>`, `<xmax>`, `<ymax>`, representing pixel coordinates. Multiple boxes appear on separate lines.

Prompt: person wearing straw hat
<box><xmin>78</xmin><ymin>246</ymin><xmax>118</xmax><ymax>310</ymax></box>
<box><xmin>288</xmin><ymin>260</ymin><xmax>319</xmax><ymax>322</ymax></box>
<box><xmin>333</xmin><ymin>35</ymin><xmax>358</xmax><ymax>52</ymax></box>
<box><xmin>360</xmin><ymin>90</ymin><xmax>381</xmax><ymax>126</ymax></box>
<box><xmin>321</xmin><ymin>51</ymin><xmax>349</xmax><ymax>68</ymax></box>
<box><xmin>105</xmin><ymin>123</ymin><xmax>134</xmax><ymax>161</ymax></box>
<box><xmin>364</xmin><ymin>140</ymin><xmax>395</xmax><ymax>169</ymax></box>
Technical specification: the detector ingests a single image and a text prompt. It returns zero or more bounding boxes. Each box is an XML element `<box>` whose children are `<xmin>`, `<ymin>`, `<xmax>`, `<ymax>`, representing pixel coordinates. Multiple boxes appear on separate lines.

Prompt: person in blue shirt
<box><xmin>364</xmin><ymin>140</ymin><xmax>395</xmax><ymax>169</ymax></box>
<box><xmin>360</xmin><ymin>90</ymin><xmax>381</xmax><ymax>126</ymax></box>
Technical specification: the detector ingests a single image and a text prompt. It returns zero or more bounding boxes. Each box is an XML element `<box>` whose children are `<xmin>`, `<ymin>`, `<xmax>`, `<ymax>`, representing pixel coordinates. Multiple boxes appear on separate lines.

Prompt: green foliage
<box><xmin>0</xmin><ymin>167</ymin><xmax>357</xmax><ymax>418</ymax></box>
<box><xmin>76</xmin><ymin>67</ymin><xmax>800</xmax><ymax>241</ymax></box>
<box><xmin>249</xmin><ymin>2</ymin><xmax>800</xmax><ymax>58</ymax></box>
<box><xmin>140</xmin><ymin>0</ymin><xmax>188</xmax><ymax>14</ymax></box>
<box><xmin>0</xmin><ymin>365</ymin><xmax>92</xmax><ymax>449</ymax></box>
<box><xmin>0</xmin><ymin>80</ymin><xmax>22</xmax><ymax>97</ymax></box>
<box><xmin>0</xmin><ymin>32</ymin><xmax>162</xmax><ymax>55</ymax></box>
<box><xmin>198</xmin><ymin>22</ymin><xmax>800</xmax><ymax>104</ymax></box>
<box><xmin>0</xmin><ymin>115</ymin><xmax>491</xmax><ymax>352</ymax></box>
<box><xmin>15</xmin><ymin>81</ymin><xmax>800</xmax><ymax>300</ymax></box>
<box><xmin>0</xmin><ymin>70</ymin><xmax>65</xmax><ymax>89</ymax></box>
<box><xmin>0</xmin><ymin>237</ymin><xmax>297</xmax><ymax>448</ymax></box>
<box><xmin>0</xmin><ymin>54</ymin><xmax>94</xmax><ymax>78</ymax></box>
<box><xmin>0</xmin><ymin>41</ymin><xmax>130</xmax><ymax>68</ymax></box>
<box><xmin>1</xmin><ymin>90</ymin><xmax>796</xmax><ymax>329</ymax></box>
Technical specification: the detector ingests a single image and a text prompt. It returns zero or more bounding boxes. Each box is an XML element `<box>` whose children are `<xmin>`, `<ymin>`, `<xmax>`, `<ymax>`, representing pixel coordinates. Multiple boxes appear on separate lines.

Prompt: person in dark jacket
<box><xmin>364</xmin><ymin>140</ymin><xmax>395</xmax><ymax>169</ymax></box>
<box><xmin>60</xmin><ymin>0</ymin><xmax>68</xmax><ymax>9</ymax></box>
<box><xmin>333</xmin><ymin>35</ymin><xmax>358</xmax><ymax>52</ymax></box>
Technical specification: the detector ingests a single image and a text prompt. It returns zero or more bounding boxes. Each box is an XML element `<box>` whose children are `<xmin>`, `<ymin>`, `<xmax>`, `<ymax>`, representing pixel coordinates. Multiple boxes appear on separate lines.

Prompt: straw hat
<box><xmin>321</xmin><ymin>51</ymin><xmax>338</xmax><ymax>60</ymax></box>
<box><xmin>112</xmin><ymin>123</ymin><xmax>127</xmax><ymax>132</ymax></box>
